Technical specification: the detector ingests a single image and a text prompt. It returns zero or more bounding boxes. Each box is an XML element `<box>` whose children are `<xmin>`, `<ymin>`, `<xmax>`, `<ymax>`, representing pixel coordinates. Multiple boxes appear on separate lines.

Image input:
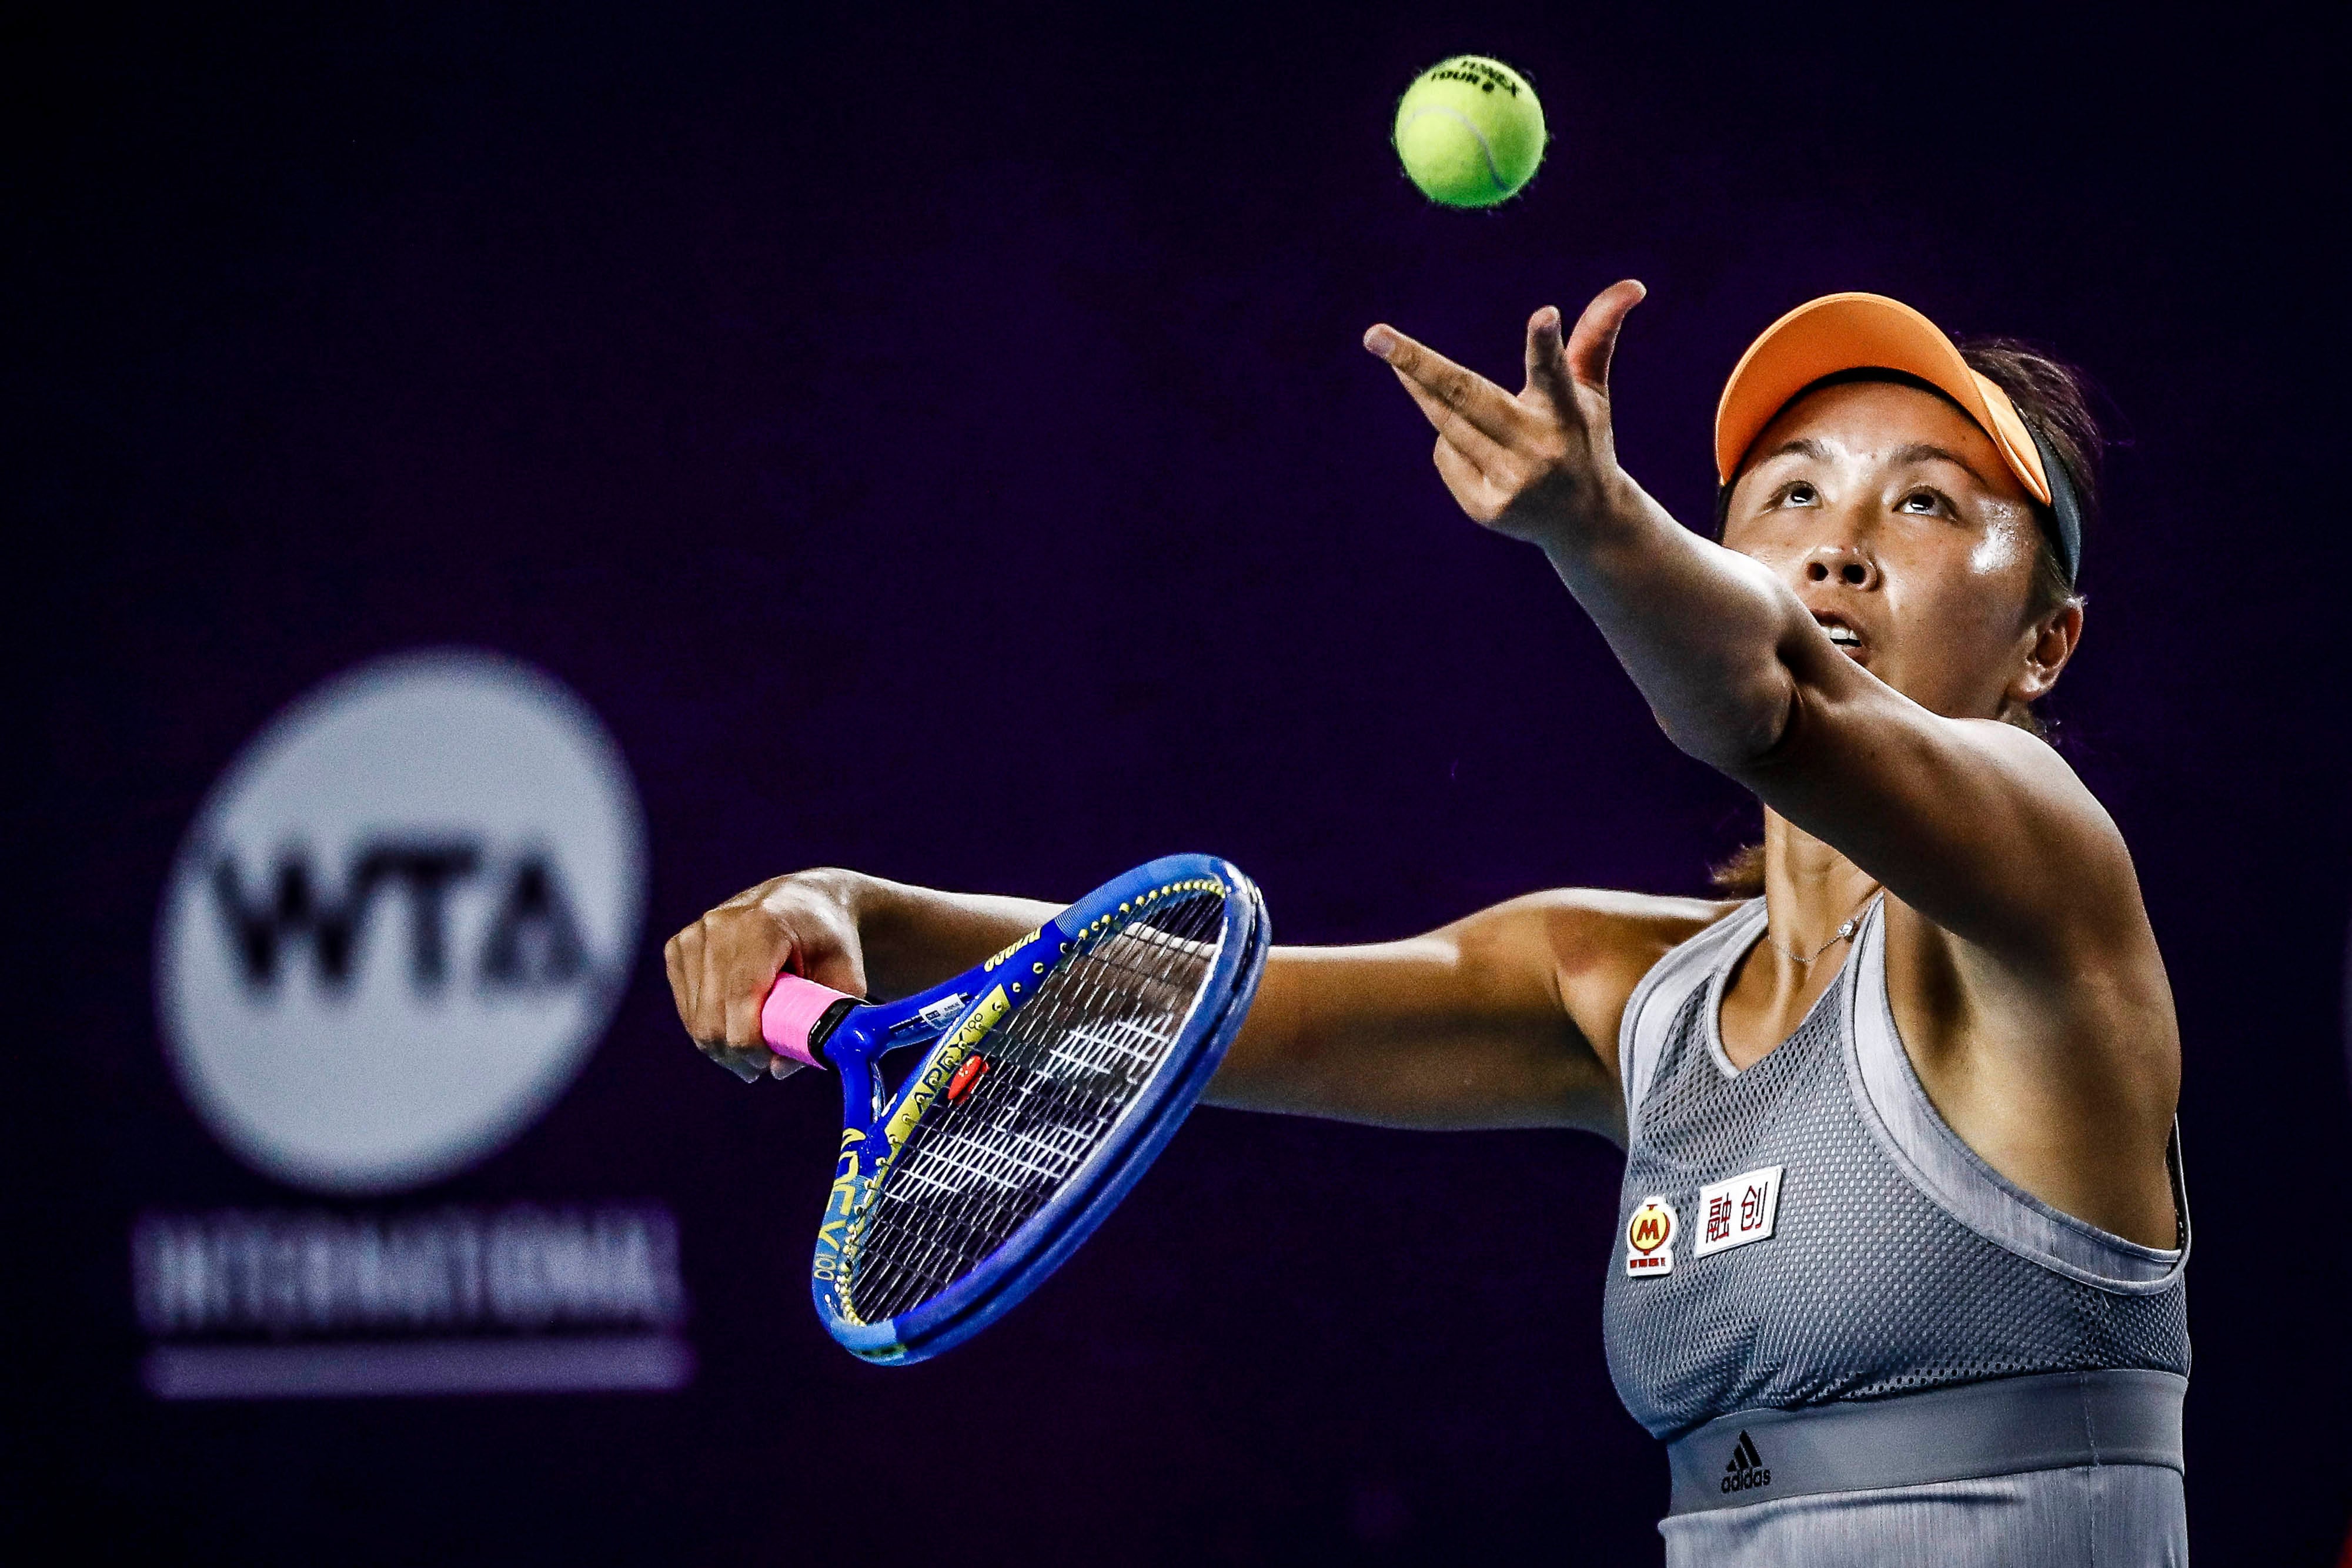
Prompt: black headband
<box><xmin>2024</xmin><ymin>425</ymin><xmax>2083</xmax><ymax>586</ymax></box>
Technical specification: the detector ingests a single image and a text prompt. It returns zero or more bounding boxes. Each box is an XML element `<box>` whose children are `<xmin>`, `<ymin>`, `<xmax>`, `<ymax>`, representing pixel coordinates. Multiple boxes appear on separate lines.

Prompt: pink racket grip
<box><xmin>760</xmin><ymin>973</ymin><xmax>857</xmax><ymax>1070</ymax></box>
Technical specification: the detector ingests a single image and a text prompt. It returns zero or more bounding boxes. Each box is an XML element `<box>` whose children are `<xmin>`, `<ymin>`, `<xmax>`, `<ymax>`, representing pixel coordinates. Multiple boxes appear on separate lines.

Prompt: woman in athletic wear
<box><xmin>666</xmin><ymin>286</ymin><xmax>2188</xmax><ymax>1566</ymax></box>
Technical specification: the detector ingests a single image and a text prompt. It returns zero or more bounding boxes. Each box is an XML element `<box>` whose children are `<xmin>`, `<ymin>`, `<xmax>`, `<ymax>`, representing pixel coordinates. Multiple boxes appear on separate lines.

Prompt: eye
<box><xmin>1778</xmin><ymin>480</ymin><xmax>1819</xmax><ymax>507</ymax></box>
<box><xmin>1897</xmin><ymin>488</ymin><xmax>1949</xmax><ymax>516</ymax></box>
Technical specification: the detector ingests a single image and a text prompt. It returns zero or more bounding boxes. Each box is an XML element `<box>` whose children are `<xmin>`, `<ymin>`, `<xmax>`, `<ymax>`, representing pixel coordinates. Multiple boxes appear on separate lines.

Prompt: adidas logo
<box><xmin>1719</xmin><ymin>1430</ymin><xmax>1773</xmax><ymax>1495</ymax></box>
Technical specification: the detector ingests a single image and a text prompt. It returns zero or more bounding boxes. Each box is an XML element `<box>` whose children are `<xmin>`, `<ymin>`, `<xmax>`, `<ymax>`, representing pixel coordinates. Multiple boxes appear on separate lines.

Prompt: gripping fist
<box><xmin>663</xmin><ymin>871</ymin><xmax>868</xmax><ymax>1082</ymax></box>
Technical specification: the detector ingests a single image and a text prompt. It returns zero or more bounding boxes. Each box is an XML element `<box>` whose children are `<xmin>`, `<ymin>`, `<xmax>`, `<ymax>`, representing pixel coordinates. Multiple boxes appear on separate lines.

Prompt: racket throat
<box><xmin>804</xmin><ymin>997</ymin><xmax>862</xmax><ymax>1064</ymax></box>
<box><xmin>901</xmin><ymin>993</ymin><xmax>971</xmax><ymax>1036</ymax></box>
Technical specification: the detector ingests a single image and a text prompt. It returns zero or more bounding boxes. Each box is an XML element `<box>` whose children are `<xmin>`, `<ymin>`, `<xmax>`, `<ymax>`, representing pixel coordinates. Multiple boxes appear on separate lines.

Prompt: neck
<box><xmin>1760</xmin><ymin>811</ymin><xmax>1880</xmax><ymax>966</ymax></box>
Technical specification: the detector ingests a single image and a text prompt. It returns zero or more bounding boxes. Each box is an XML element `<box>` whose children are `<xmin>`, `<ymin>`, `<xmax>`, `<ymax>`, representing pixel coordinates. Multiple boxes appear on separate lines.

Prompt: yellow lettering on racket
<box><xmin>824</xmin><ymin>1151</ymin><xmax>863</xmax><ymax>1220</ymax></box>
<box><xmin>884</xmin><ymin>984</ymin><xmax>1009</xmax><ymax>1149</ymax></box>
<box><xmin>983</xmin><ymin>930</ymin><xmax>1043</xmax><ymax>972</ymax></box>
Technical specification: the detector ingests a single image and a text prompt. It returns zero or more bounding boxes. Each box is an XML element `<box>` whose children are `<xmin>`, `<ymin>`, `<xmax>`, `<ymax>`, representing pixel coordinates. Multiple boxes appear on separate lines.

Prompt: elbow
<box><xmin>1655</xmin><ymin>670</ymin><xmax>1798</xmax><ymax>773</ymax></box>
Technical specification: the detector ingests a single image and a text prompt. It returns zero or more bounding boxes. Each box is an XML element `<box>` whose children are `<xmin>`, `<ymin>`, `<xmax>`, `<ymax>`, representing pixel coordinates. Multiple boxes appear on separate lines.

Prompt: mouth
<box><xmin>1812</xmin><ymin>611</ymin><xmax>1866</xmax><ymax>658</ymax></box>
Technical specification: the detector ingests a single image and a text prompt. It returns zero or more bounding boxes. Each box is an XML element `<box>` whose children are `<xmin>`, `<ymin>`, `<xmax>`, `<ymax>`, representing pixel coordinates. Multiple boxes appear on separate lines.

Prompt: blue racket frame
<box><xmin>807</xmin><ymin>853</ymin><xmax>1267</xmax><ymax>1364</ymax></box>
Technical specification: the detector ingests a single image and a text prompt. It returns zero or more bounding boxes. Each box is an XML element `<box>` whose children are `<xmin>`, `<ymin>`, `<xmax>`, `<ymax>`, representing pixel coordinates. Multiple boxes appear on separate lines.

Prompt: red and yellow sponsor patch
<box><xmin>1625</xmin><ymin>1196</ymin><xmax>1678</xmax><ymax>1277</ymax></box>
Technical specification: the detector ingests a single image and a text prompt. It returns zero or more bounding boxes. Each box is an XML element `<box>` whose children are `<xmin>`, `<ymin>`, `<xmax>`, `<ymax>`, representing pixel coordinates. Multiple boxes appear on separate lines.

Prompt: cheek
<box><xmin>1892</xmin><ymin>526</ymin><xmax>2036</xmax><ymax>653</ymax></box>
<box><xmin>1967</xmin><ymin>519</ymin><xmax>2033</xmax><ymax>581</ymax></box>
<box><xmin>1719</xmin><ymin>517</ymin><xmax>1807</xmax><ymax>578</ymax></box>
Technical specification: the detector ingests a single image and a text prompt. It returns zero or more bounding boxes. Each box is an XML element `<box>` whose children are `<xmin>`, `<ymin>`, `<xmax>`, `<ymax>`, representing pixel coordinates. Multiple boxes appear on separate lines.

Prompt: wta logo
<box><xmin>155</xmin><ymin>651</ymin><xmax>646</xmax><ymax>1193</ymax></box>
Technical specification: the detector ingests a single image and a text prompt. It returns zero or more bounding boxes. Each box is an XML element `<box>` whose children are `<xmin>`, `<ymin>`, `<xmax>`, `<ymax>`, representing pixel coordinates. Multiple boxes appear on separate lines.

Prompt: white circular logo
<box><xmin>156</xmin><ymin>651</ymin><xmax>647</xmax><ymax>1193</ymax></box>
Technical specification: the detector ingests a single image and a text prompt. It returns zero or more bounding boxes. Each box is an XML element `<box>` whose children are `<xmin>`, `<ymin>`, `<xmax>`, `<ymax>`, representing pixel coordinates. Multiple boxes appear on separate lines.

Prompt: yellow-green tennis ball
<box><xmin>1393</xmin><ymin>55</ymin><xmax>1546</xmax><ymax>208</ymax></box>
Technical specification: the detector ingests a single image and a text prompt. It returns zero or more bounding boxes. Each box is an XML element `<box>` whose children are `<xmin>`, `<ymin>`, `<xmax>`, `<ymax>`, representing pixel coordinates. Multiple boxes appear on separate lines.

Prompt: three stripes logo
<box><xmin>1719</xmin><ymin>1430</ymin><xmax>1772</xmax><ymax>1495</ymax></box>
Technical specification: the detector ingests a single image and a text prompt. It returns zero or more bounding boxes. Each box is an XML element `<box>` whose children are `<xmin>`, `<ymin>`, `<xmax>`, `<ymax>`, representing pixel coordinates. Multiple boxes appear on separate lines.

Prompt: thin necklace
<box><xmin>1763</xmin><ymin>888</ymin><xmax>1881</xmax><ymax>965</ymax></box>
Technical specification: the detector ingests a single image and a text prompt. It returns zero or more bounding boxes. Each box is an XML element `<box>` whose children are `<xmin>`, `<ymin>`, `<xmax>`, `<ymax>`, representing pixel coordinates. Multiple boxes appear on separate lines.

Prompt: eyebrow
<box><xmin>1889</xmin><ymin>442</ymin><xmax>1993</xmax><ymax>485</ymax></box>
<box><xmin>1755</xmin><ymin>438</ymin><xmax>1997</xmax><ymax>489</ymax></box>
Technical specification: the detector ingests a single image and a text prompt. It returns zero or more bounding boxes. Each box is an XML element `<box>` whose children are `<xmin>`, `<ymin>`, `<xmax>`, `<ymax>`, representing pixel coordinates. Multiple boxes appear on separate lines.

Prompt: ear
<box><xmin>2008</xmin><ymin>599</ymin><xmax>2084</xmax><ymax>708</ymax></box>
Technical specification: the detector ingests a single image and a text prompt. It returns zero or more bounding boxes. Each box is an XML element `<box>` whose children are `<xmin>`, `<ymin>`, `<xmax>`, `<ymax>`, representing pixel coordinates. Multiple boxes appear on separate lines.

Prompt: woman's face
<box><xmin>1720</xmin><ymin>379</ymin><xmax>2074</xmax><ymax>721</ymax></box>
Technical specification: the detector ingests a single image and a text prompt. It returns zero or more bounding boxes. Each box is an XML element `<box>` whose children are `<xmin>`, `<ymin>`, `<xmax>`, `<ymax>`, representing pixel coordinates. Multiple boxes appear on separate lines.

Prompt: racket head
<box><xmin>811</xmin><ymin>854</ymin><xmax>1267</xmax><ymax>1364</ymax></box>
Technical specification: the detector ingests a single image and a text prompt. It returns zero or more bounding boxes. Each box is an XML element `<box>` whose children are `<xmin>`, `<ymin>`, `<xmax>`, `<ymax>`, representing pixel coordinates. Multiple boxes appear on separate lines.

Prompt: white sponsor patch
<box><xmin>1692</xmin><ymin>1165</ymin><xmax>1784</xmax><ymax>1259</ymax></box>
<box><xmin>1623</xmin><ymin>1196</ymin><xmax>1678</xmax><ymax>1277</ymax></box>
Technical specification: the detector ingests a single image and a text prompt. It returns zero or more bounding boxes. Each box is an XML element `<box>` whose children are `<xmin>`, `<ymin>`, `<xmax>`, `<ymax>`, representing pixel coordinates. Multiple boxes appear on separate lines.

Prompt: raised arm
<box><xmin>1364</xmin><ymin>287</ymin><xmax>2139</xmax><ymax>970</ymax></box>
<box><xmin>1367</xmin><ymin>285</ymin><xmax>1803</xmax><ymax>774</ymax></box>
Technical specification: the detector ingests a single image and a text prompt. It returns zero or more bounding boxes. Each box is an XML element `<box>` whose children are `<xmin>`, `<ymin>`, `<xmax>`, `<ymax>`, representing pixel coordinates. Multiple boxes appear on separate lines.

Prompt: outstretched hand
<box><xmin>1364</xmin><ymin>280</ymin><xmax>1648</xmax><ymax>545</ymax></box>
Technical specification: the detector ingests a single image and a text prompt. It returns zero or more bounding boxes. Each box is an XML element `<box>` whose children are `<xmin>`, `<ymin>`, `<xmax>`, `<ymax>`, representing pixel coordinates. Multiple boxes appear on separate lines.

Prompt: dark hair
<box><xmin>1708</xmin><ymin>339</ymin><xmax>2106</xmax><ymax>897</ymax></box>
<box><xmin>1958</xmin><ymin>339</ymin><xmax>2102</xmax><ymax>623</ymax></box>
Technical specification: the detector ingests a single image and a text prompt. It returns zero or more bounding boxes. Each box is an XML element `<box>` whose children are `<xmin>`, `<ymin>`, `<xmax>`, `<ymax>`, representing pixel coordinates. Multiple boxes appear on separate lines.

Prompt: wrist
<box><xmin>801</xmin><ymin>866</ymin><xmax>874</xmax><ymax>928</ymax></box>
<box><xmin>1536</xmin><ymin>470</ymin><xmax>1655</xmax><ymax>565</ymax></box>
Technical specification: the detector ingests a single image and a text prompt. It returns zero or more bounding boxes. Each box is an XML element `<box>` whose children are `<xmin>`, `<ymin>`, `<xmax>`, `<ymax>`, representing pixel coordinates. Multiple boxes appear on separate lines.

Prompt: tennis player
<box><xmin>667</xmin><ymin>286</ymin><xmax>2188</xmax><ymax>1565</ymax></box>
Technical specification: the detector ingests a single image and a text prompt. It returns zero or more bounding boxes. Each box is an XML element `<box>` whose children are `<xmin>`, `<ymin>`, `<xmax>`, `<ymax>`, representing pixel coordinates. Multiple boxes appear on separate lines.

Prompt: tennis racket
<box><xmin>760</xmin><ymin>854</ymin><xmax>1268</xmax><ymax>1364</ymax></box>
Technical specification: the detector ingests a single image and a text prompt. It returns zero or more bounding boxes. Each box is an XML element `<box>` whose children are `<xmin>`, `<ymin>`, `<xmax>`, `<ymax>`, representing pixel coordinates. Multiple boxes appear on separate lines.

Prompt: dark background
<box><xmin>13</xmin><ymin>3</ymin><xmax>2348</xmax><ymax>1562</ymax></box>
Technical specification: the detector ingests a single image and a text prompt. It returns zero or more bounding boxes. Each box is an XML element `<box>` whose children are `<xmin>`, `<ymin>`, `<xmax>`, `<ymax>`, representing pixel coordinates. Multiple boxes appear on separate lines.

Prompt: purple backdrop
<box><xmin>16</xmin><ymin>5</ymin><xmax>2350</xmax><ymax>1563</ymax></box>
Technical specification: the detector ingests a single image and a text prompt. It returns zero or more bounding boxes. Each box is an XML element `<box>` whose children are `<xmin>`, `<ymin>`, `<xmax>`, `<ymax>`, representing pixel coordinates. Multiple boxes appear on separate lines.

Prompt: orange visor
<box><xmin>1712</xmin><ymin>292</ymin><xmax>2052</xmax><ymax>506</ymax></box>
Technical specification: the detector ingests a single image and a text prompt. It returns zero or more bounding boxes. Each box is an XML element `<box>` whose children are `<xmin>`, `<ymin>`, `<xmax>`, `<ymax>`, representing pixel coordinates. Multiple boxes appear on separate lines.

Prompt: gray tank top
<box><xmin>1602</xmin><ymin>897</ymin><xmax>2189</xmax><ymax>1442</ymax></box>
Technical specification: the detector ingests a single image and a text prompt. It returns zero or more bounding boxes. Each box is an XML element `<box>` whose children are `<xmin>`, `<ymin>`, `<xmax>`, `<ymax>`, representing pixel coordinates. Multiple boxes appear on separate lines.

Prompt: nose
<box><xmin>1802</xmin><ymin>544</ymin><xmax>1879</xmax><ymax>591</ymax></box>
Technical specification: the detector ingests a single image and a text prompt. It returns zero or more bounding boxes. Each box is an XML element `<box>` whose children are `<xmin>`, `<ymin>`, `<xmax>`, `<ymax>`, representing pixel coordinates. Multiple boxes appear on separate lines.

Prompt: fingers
<box><xmin>1368</xmin><ymin>287</ymin><xmax>1649</xmax><ymax>546</ymax></box>
<box><xmin>669</xmin><ymin>907</ymin><xmax>787</xmax><ymax>1082</ymax></box>
<box><xmin>1389</xmin><ymin>366</ymin><xmax>1514</xmax><ymax>475</ymax></box>
<box><xmin>663</xmin><ymin>930</ymin><xmax>691</xmax><ymax>1031</ymax></box>
<box><xmin>724</xmin><ymin>973</ymin><xmax>771</xmax><ymax>1062</ymax></box>
<box><xmin>722</xmin><ymin>940</ymin><xmax>773</xmax><ymax>1055</ymax></box>
<box><xmin>1432</xmin><ymin>436</ymin><xmax>1507</xmax><ymax>524</ymax></box>
<box><xmin>1522</xmin><ymin>306</ymin><xmax>1572</xmax><ymax>410</ymax></box>
<box><xmin>666</xmin><ymin>924</ymin><xmax>713</xmax><ymax>1054</ymax></box>
<box><xmin>1565</xmin><ymin>279</ymin><xmax>1646</xmax><ymax>394</ymax></box>
<box><xmin>1364</xmin><ymin>325</ymin><xmax>1526</xmax><ymax>447</ymax></box>
<box><xmin>691</xmin><ymin>921</ymin><xmax>752</xmax><ymax>1075</ymax></box>
<box><xmin>703</xmin><ymin>920</ymin><xmax>774</xmax><ymax>1055</ymax></box>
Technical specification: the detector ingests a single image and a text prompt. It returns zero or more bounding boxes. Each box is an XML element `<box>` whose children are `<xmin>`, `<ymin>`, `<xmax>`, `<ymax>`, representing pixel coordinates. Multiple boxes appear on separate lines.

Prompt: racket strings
<box><xmin>843</xmin><ymin>892</ymin><xmax>1227</xmax><ymax>1323</ymax></box>
<box><xmin>850</xmin><ymin>937</ymin><xmax>1195</xmax><ymax>1316</ymax></box>
<box><xmin>847</xmin><ymin>907</ymin><xmax>1219</xmax><ymax>1317</ymax></box>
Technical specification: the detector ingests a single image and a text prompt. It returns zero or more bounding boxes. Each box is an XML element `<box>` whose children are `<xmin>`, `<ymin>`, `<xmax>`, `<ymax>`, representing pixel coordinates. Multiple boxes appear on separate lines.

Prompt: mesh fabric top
<box><xmin>1603</xmin><ymin>941</ymin><xmax>2189</xmax><ymax>1442</ymax></box>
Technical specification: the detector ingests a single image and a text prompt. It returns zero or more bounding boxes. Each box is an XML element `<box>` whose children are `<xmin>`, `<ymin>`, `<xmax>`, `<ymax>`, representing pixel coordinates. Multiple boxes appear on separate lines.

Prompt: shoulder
<box><xmin>1496</xmin><ymin>885</ymin><xmax>1737</xmax><ymax>950</ymax></box>
<box><xmin>1447</xmin><ymin>886</ymin><xmax>1737</xmax><ymax>963</ymax></box>
<box><xmin>1922</xmin><ymin>719</ymin><xmax>2157</xmax><ymax>968</ymax></box>
<box><xmin>1451</xmin><ymin>888</ymin><xmax>1743</xmax><ymax>1087</ymax></box>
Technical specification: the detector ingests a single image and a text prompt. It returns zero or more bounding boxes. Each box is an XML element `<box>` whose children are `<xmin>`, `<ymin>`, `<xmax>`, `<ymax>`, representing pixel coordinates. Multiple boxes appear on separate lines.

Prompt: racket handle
<box><xmin>761</xmin><ymin>974</ymin><xmax>858</xmax><ymax>1069</ymax></box>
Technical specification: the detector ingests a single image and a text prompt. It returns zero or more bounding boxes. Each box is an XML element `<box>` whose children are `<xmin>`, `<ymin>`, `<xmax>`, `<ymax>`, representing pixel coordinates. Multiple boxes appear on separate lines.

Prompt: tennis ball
<box><xmin>1392</xmin><ymin>55</ymin><xmax>1546</xmax><ymax>209</ymax></box>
